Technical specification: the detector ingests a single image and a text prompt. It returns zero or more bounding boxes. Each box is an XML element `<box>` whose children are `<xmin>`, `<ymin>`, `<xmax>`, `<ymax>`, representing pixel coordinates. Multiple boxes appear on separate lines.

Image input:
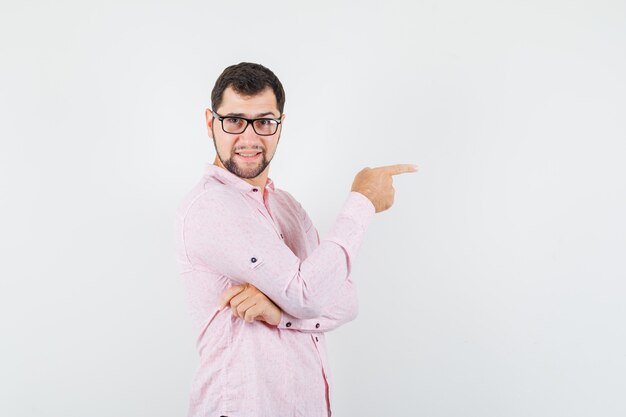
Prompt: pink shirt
<box><xmin>175</xmin><ymin>164</ymin><xmax>375</xmax><ymax>417</ymax></box>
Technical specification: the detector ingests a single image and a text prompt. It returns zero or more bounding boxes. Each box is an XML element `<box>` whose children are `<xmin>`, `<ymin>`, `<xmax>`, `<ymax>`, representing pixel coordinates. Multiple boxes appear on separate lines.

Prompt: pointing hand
<box><xmin>351</xmin><ymin>164</ymin><xmax>418</xmax><ymax>213</ymax></box>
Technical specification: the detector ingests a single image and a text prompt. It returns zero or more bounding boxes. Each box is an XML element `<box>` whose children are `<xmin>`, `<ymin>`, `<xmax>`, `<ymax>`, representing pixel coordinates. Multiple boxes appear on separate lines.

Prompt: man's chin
<box><xmin>236</xmin><ymin>169</ymin><xmax>263</xmax><ymax>179</ymax></box>
<box><xmin>224</xmin><ymin>159</ymin><xmax>267</xmax><ymax>179</ymax></box>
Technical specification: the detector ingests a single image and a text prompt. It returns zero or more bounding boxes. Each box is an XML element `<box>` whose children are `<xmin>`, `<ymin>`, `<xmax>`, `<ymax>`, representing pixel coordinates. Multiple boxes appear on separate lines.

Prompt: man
<box><xmin>175</xmin><ymin>62</ymin><xmax>416</xmax><ymax>416</ymax></box>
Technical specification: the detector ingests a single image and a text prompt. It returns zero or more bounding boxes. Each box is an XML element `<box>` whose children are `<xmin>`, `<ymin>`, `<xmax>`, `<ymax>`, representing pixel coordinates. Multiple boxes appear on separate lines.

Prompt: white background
<box><xmin>1</xmin><ymin>1</ymin><xmax>625</xmax><ymax>416</ymax></box>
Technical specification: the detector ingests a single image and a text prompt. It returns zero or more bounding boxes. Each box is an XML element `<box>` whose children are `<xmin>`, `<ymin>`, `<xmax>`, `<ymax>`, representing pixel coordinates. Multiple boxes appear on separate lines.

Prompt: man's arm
<box><xmin>276</xmin><ymin>277</ymin><xmax>358</xmax><ymax>332</ymax></box>
<box><xmin>182</xmin><ymin>191</ymin><xmax>374</xmax><ymax>319</ymax></box>
<box><xmin>218</xmin><ymin>278</ymin><xmax>357</xmax><ymax>333</ymax></box>
<box><xmin>275</xmin><ymin>205</ymin><xmax>359</xmax><ymax>333</ymax></box>
<box><xmin>182</xmin><ymin>164</ymin><xmax>415</xmax><ymax>320</ymax></box>
<box><xmin>217</xmin><ymin>198</ymin><xmax>359</xmax><ymax>332</ymax></box>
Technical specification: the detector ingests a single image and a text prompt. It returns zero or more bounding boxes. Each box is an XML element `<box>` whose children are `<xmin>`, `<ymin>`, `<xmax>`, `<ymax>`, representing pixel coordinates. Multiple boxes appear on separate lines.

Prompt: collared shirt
<box><xmin>175</xmin><ymin>164</ymin><xmax>375</xmax><ymax>417</ymax></box>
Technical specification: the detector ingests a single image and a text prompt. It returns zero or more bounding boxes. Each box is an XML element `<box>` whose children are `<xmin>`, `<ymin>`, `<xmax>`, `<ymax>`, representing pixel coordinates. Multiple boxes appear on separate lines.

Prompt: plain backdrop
<box><xmin>1</xmin><ymin>1</ymin><xmax>625</xmax><ymax>416</ymax></box>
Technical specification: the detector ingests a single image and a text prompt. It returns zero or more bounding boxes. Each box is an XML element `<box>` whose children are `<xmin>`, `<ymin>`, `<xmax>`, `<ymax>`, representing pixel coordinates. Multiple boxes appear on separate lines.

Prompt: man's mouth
<box><xmin>235</xmin><ymin>150</ymin><xmax>262</xmax><ymax>161</ymax></box>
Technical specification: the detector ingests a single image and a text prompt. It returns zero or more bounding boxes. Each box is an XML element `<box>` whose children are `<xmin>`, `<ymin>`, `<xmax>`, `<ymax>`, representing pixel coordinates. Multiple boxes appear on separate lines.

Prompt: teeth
<box><xmin>238</xmin><ymin>153</ymin><xmax>259</xmax><ymax>157</ymax></box>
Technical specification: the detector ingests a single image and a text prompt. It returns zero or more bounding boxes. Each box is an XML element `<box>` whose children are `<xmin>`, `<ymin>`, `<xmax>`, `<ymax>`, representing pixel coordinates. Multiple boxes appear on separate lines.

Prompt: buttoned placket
<box><xmin>248</xmin><ymin>186</ymin><xmax>285</xmax><ymax>242</ymax></box>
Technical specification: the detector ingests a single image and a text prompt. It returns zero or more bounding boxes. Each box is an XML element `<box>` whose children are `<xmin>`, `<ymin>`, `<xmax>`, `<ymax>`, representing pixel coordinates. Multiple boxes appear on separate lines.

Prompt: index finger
<box><xmin>218</xmin><ymin>284</ymin><xmax>246</xmax><ymax>310</ymax></box>
<box><xmin>377</xmin><ymin>164</ymin><xmax>418</xmax><ymax>176</ymax></box>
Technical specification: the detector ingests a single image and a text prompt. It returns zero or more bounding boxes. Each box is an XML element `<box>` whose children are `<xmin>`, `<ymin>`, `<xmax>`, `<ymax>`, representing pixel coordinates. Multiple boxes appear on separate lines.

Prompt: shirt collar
<box><xmin>204</xmin><ymin>164</ymin><xmax>275</xmax><ymax>194</ymax></box>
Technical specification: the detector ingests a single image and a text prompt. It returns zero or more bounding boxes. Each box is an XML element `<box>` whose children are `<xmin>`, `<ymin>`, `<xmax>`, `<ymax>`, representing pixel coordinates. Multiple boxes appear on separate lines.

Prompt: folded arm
<box><xmin>219</xmin><ymin>273</ymin><xmax>358</xmax><ymax>332</ymax></box>
<box><xmin>218</xmin><ymin>206</ymin><xmax>360</xmax><ymax>331</ymax></box>
<box><xmin>277</xmin><ymin>275</ymin><xmax>358</xmax><ymax>332</ymax></box>
<box><xmin>182</xmin><ymin>191</ymin><xmax>374</xmax><ymax>319</ymax></box>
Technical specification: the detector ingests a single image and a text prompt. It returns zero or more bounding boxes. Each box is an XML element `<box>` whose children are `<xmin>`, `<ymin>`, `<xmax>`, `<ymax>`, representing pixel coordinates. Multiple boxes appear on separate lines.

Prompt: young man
<box><xmin>175</xmin><ymin>62</ymin><xmax>416</xmax><ymax>416</ymax></box>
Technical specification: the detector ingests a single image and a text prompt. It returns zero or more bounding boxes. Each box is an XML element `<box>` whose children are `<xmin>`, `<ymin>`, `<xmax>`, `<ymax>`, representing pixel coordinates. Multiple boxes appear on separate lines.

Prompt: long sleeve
<box><xmin>277</xmin><ymin>276</ymin><xmax>358</xmax><ymax>332</ymax></box>
<box><xmin>277</xmin><ymin>205</ymin><xmax>359</xmax><ymax>332</ymax></box>
<box><xmin>180</xmin><ymin>190</ymin><xmax>374</xmax><ymax>320</ymax></box>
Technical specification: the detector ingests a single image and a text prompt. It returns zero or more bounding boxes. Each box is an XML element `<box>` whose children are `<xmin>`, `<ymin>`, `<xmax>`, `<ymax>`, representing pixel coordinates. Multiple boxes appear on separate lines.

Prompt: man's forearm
<box><xmin>277</xmin><ymin>277</ymin><xmax>358</xmax><ymax>332</ymax></box>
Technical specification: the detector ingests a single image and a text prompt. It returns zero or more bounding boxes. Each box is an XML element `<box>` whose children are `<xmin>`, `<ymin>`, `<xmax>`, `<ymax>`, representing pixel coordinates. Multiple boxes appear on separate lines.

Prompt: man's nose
<box><xmin>237</xmin><ymin>122</ymin><xmax>261</xmax><ymax>145</ymax></box>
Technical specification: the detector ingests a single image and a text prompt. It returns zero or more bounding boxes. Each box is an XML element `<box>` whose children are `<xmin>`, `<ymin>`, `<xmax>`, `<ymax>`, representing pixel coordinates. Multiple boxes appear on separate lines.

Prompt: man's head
<box><xmin>206</xmin><ymin>63</ymin><xmax>286</xmax><ymax>180</ymax></box>
<box><xmin>211</xmin><ymin>62</ymin><xmax>285</xmax><ymax>115</ymax></box>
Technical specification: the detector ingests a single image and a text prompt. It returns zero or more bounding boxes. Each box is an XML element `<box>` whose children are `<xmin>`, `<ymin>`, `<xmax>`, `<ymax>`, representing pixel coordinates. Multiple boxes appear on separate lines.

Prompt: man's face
<box><xmin>206</xmin><ymin>86</ymin><xmax>284</xmax><ymax>179</ymax></box>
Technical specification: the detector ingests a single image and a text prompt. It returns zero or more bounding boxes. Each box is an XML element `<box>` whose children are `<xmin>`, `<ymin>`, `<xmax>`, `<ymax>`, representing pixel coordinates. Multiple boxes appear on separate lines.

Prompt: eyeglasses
<box><xmin>212</xmin><ymin>111</ymin><xmax>282</xmax><ymax>136</ymax></box>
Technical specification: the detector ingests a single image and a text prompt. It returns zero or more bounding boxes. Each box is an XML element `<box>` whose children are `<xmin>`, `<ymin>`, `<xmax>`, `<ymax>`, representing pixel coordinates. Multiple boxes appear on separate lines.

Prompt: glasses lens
<box><xmin>222</xmin><ymin>117</ymin><xmax>247</xmax><ymax>134</ymax></box>
<box><xmin>253</xmin><ymin>119</ymin><xmax>279</xmax><ymax>135</ymax></box>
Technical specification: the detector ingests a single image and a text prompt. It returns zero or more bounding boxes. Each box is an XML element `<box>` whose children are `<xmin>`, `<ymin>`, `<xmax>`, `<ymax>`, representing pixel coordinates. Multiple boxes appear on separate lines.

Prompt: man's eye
<box><xmin>258</xmin><ymin>119</ymin><xmax>270</xmax><ymax>126</ymax></box>
<box><xmin>226</xmin><ymin>118</ymin><xmax>241</xmax><ymax>124</ymax></box>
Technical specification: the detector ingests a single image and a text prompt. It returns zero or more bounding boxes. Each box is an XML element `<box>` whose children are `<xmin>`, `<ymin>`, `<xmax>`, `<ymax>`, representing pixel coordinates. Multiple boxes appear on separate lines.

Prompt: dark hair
<box><xmin>211</xmin><ymin>62</ymin><xmax>286</xmax><ymax>114</ymax></box>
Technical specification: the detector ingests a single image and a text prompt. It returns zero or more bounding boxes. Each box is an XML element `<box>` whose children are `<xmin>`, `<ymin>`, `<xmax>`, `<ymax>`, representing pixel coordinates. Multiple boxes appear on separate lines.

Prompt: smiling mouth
<box><xmin>235</xmin><ymin>151</ymin><xmax>263</xmax><ymax>160</ymax></box>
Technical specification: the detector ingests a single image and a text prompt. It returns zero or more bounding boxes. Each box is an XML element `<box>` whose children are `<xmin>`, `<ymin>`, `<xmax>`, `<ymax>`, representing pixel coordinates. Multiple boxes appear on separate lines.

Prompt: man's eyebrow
<box><xmin>223</xmin><ymin>111</ymin><xmax>279</xmax><ymax>118</ymax></box>
<box><xmin>254</xmin><ymin>111</ymin><xmax>279</xmax><ymax>118</ymax></box>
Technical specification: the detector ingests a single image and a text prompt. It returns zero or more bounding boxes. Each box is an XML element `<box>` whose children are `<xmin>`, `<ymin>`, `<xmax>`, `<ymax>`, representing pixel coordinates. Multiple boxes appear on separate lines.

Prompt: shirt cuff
<box><xmin>278</xmin><ymin>312</ymin><xmax>322</xmax><ymax>331</ymax></box>
<box><xmin>345</xmin><ymin>191</ymin><xmax>376</xmax><ymax>224</ymax></box>
<box><xmin>278</xmin><ymin>312</ymin><xmax>300</xmax><ymax>330</ymax></box>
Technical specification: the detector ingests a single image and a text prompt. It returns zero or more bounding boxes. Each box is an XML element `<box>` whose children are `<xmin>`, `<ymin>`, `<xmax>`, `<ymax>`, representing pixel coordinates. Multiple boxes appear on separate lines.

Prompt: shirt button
<box><xmin>251</xmin><ymin>257</ymin><xmax>257</xmax><ymax>263</ymax></box>
<box><xmin>315</xmin><ymin>323</ymin><xmax>320</xmax><ymax>328</ymax></box>
<box><xmin>252</xmin><ymin>188</ymin><xmax>258</xmax><ymax>192</ymax></box>
<box><xmin>280</xmin><ymin>233</ymin><xmax>284</xmax><ymax>239</ymax></box>
<box><xmin>315</xmin><ymin>337</ymin><xmax>319</xmax><ymax>342</ymax></box>
<box><xmin>286</xmin><ymin>322</ymin><xmax>292</xmax><ymax>327</ymax></box>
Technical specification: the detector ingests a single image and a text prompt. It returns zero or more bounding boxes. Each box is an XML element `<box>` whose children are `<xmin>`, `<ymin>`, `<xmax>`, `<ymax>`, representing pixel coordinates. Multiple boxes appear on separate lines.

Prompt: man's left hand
<box><xmin>218</xmin><ymin>284</ymin><xmax>282</xmax><ymax>326</ymax></box>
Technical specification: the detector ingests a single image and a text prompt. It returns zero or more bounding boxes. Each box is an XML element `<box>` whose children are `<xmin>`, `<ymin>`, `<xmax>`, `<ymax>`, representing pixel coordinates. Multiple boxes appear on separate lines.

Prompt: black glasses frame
<box><xmin>212</xmin><ymin>111</ymin><xmax>282</xmax><ymax>136</ymax></box>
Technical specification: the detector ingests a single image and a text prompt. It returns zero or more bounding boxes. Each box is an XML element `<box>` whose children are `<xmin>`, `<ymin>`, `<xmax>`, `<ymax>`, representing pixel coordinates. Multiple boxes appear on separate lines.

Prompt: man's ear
<box><xmin>205</xmin><ymin>108</ymin><xmax>214</xmax><ymax>139</ymax></box>
<box><xmin>281</xmin><ymin>113</ymin><xmax>286</xmax><ymax>122</ymax></box>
